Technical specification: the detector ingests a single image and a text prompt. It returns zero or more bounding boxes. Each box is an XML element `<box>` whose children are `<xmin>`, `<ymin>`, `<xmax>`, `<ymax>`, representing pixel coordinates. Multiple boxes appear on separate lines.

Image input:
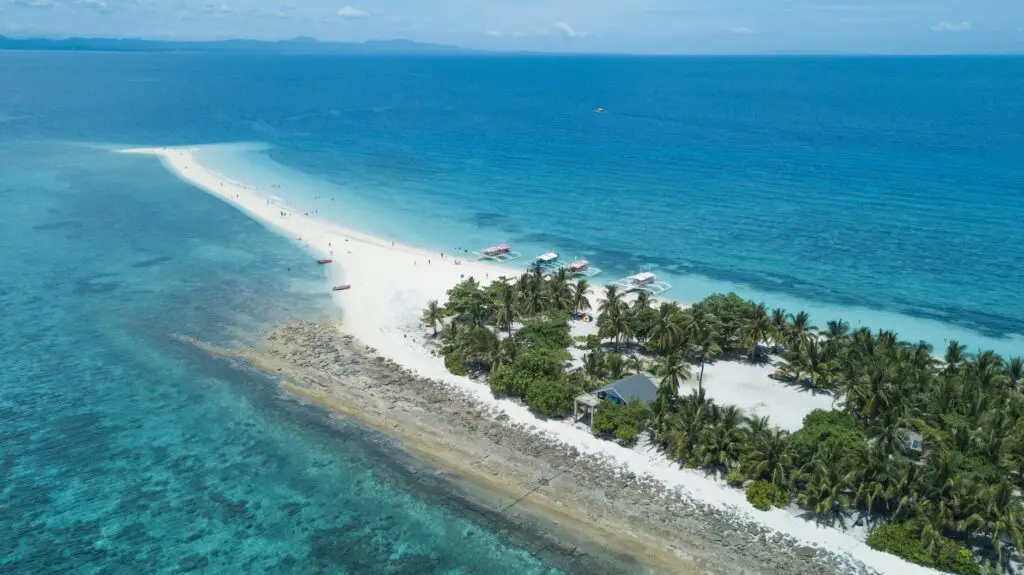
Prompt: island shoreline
<box><xmin>179</xmin><ymin>321</ymin><xmax>840</xmax><ymax>574</ymax></box>
<box><xmin>123</xmin><ymin>145</ymin><xmax>938</xmax><ymax>575</ymax></box>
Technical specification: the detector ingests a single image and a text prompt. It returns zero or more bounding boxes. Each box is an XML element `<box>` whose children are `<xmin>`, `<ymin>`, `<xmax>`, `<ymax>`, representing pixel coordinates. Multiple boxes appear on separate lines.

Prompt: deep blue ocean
<box><xmin>1</xmin><ymin>52</ymin><xmax>1022</xmax><ymax>572</ymax></box>
<box><xmin>4</xmin><ymin>52</ymin><xmax>1022</xmax><ymax>351</ymax></box>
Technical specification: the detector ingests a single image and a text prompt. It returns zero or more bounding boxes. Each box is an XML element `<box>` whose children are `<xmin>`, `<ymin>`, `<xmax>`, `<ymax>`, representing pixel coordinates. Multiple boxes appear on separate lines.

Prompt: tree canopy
<box><xmin>424</xmin><ymin>277</ymin><xmax>1024</xmax><ymax>573</ymax></box>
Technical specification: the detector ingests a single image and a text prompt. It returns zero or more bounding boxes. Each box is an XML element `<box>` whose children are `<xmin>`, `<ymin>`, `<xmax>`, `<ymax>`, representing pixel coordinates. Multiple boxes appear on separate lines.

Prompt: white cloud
<box><xmin>336</xmin><ymin>5</ymin><xmax>370</xmax><ymax>20</ymax></box>
<box><xmin>729</xmin><ymin>26</ymin><xmax>756</xmax><ymax>35</ymax></box>
<box><xmin>15</xmin><ymin>0</ymin><xmax>53</xmax><ymax>8</ymax></box>
<box><xmin>556</xmin><ymin>21</ymin><xmax>578</xmax><ymax>38</ymax></box>
<box><xmin>930</xmin><ymin>21</ymin><xmax>971</xmax><ymax>32</ymax></box>
<box><xmin>485</xmin><ymin>24</ymin><xmax>586</xmax><ymax>39</ymax></box>
<box><xmin>808</xmin><ymin>4</ymin><xmax>928</xmax><ymax>13</ymax></box>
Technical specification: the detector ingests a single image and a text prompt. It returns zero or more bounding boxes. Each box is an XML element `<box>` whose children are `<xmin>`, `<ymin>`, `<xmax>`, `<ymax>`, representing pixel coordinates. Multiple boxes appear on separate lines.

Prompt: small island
<box><xmin>423</xmin><ymin>266</ymin><xmax>1023</xmax><ymax>575</ymax></box>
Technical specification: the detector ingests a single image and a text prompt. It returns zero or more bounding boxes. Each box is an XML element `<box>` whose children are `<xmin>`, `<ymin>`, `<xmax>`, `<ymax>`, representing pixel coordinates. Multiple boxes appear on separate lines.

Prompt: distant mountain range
<box><xmin>0</xmin><ymin>36</ymin><xmax>472</xmax><ymax>55</ymax></box>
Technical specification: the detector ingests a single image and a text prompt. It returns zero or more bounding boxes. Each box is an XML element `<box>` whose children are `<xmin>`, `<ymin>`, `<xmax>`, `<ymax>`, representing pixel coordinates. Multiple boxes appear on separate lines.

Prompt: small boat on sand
<box><xmin>317</xmin><ymin>259</ymin><xmax>333</xmax><ymax>265</ymax></box>
<box><xmin>332</xmin><ymin>284</ymin><xmax>351</xmax><ymax>292</ymax></box>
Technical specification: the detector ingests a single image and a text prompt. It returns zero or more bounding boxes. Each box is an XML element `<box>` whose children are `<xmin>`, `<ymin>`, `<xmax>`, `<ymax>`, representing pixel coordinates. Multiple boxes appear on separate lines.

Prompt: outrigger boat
<box><xmin>332</xmin><ymin>284</ymin><xmax>351</xmax><ymax>292</ymax></box>
<box><xmin>566</xmin><ymin>259</ymin><xmax>601</xmax><ymax>277</ymax></box>
<box><xmin>317</xmin><ymin>259</ymin><xmax>333</xmax><ymax>265</ymax></box>
<box><xmin>472</xmin><ymin>243</ymin><xmax>521</xmax><ymax>262</ymax></box>
<box><xmin>532</xmin><ymin>252</ymin><xmax>562</xmax><ymax>273</ymax></box>
<box><xmin>613</xmin><ymin>270</ymin><xmax>671</xmax><ymax>295</ymax></box>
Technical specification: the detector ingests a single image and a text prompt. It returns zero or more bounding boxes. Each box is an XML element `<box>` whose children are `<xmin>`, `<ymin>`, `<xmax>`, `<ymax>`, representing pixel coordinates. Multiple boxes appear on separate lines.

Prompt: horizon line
<box><xmin>1</xmin><ymin>35</ymin><xmax>1022</xmax><ymax>57</ymax></box>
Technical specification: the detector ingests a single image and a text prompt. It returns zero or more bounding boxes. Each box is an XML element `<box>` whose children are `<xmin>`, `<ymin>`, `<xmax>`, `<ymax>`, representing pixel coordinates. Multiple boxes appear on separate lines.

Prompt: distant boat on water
<box><xmin>595</xmin><ymin>107</ymin><xmax>606</xmax><ymax>114</ymax></box>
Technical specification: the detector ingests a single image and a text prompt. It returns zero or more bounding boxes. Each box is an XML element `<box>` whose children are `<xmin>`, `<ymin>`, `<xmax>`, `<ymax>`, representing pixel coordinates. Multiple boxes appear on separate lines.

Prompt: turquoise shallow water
<box><xmin>1</xmin><ymin>52</ymin><xmax>1021</xmax><ymax>355</ymax></box>
<box><xmin>0</xmin><ymin>142</ymin><xmax>566</xmax><ymax>573</ymax></box>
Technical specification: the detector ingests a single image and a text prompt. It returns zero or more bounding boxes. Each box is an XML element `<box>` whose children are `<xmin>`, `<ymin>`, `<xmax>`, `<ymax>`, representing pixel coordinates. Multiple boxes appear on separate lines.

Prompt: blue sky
<box><xmin>1</xmin><ymin>0</ymin><xmax>1022</xmax><ymax>53</ymax></box>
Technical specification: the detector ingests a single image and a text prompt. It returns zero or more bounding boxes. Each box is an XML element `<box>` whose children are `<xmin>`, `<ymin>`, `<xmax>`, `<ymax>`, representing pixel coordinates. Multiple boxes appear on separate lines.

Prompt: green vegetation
<box><xmin>746</xmin><ymin>480</ymin><xmax>774</xmax><ymax>511</ymax></box>
<box><xmin>425</xmin><ymin>275</ymin><xmax>1024</xmax><ymax>572</ymax></box>
<box><xmin>868</xmin><ymin>520</ymin><xmax>982</xmax><ymax>575</ymax></box>
<box><xmin>592</xmin><ymin>399</ymin><xmax>650</xmax><ymax>444</ymax></box>
<box><xmin>425</xmin><ymin>272</ymin><xmax>585</xmax><ymax>422</ymax></box>
<box><xmin>726</xmin><ymin>468</ymin><xmax>746</xmax><ymax>487</ymax></box>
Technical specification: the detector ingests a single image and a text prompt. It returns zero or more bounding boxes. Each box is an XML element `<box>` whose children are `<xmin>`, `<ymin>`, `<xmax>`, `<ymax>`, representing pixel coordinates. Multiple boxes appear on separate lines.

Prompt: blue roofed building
<box><xmin>573</xmin><ymin>374</ymin><xmax>659</xmax><ymax>427</ymax></box>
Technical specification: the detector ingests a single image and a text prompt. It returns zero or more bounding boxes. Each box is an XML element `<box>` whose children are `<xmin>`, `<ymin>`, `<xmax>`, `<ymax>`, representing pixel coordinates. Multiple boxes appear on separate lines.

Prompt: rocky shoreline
<box><xmin>193</xmin><ymin>320</ymin><xmax>878</xmax><ymax>575</ymax></box>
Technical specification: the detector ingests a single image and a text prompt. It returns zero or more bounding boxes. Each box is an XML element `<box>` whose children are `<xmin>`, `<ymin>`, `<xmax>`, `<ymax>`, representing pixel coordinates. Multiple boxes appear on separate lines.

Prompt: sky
<box><xmin>1</xmin><ymin>0</ymin><xmax>1022</xmax><ymax>54</ymax></box>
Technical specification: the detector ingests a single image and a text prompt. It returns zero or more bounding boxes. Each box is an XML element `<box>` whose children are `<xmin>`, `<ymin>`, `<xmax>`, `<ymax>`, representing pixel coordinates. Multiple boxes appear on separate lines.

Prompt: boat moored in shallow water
<box><xmin>332</xmin><ymin>284</ymin><xmax>350</xmax><ymax>292</ymax></box>
<box><xmin>613</xmin><ymin>271</ymin><xmax>671</xmax><ymax>295</ymax></box>
<box><xmin>472</xmin><ymin>243</ymin><xmax>522</xmax><ymax>262</ymax></box>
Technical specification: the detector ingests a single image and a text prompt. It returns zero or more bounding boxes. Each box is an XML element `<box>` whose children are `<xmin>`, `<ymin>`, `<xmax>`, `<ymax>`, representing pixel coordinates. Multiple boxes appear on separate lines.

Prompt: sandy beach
<box><xmin>123</xmin><ymin>146</ymin><xmax>941</xmax><ymax>574</ymax></box>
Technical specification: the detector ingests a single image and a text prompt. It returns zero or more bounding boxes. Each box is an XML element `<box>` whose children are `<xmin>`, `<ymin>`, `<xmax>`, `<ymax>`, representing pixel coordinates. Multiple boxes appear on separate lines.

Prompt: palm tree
<box><xmin>441</xmin><ymin>315</ymin><xmax>461</xmax><ymax>346</ymax></box>
<box><xmin>497</xmin><ymin>336</ymin><xmax>521</xmax><ymax>368</ymax></box>
<box><xmin>460</xmin><ymin>326</ymin><xmax>502</xmax><ymax>369</ymax></box>
<box><xmin>571</xmin><ymin>279</ymin><xmax>592</xmax><ymax>314</ymax></box>
<box><xmin>943</xmin><ymin>340</ymin><xmax>967</xmax><ymax>374</ymax></box>
<box><xmin>786</xmin><ymin>311</ymin><xmax>817</xmax><ymax>348</ymax></box>
<box><xmin>600</xmin><ymin>306</ymin><xmax>634</xmax><ymax>351</ymax></box>
<box><xmin>625</xmin><ymin>354</ymin><xmax>646</xmax><ymax>375</ymax></box>
<box><xmin>605</xmin><ymin>353</ymin><xmax>627</xmax><ymax>381</ymax></box>
<box><xmin>611</xmin><ymin>309</ymin><xmax>635</xmax><ymax>350</ymax></box>
<box><xmin>962</xmin><ymin>480</ymin><xmax>1024</xmax><ymax>568</ymax></box>
<box><xmin>691</xmin><ymin>323</ymin><xmax>721</xmax><ymax>393</ymax></box>
<box><xmin>664</xmin><ymin>391</ymin><xmax>713</xmax><ymax>463</ymax></box>
<box><xmin>421</xmin><ymin>300</ymin><xmax>444</xmax><ymax>337</ymax></box>
<box><xmin>824</xmin><ymin>319</ymin><xmax>851</xmax><ymax>343</ymax></box>
<box><xmin>741</xmin><ymin>303</ymin><xmax>772</xmax><ymax>361</ymax></box>
<box><xmin>649</xmin><ymin>302</ymin><xmax>684</xmax><ymax>356</ymax></box>
<box><xmin>918</xmin><ymin>449</ymin><xmax>965</xmax><ymax>532</ymax></box>
<box><xmin>779</xmin><ymin>338</ymin><xmax>837</xmax><ymax>390</ymax></box>
<box><xmin>798</xmin><ymin>444</ymin><xmax>851</xmax><ymax>526</ymax></box>
<box><xmin>633</xmin><ymin>291</ymin><xmax>652</xmax><ymax>312</ymax></box>
<box><xmin>746</xmin><ymin>429</ymin><xmax>792</xmax><ymax>492</ymax></box>
<box><xmin>582</xmin><ymin>351</ymin><xmax>606</xmax><ymax>383</ymax></box>
<box><xmin>1003</xmin><ymin>356</ymin><xmax>1023</xmax><ymax>389</ymax></box>
<box><xmin>769</xmin><ymin>307</ymin><xmax>789</xmax><ymax>350</ymax></box>
<box><xmin>530</xmin><ymin>264</ymin><xmax>545</xmax><ymax>285</ymax></box>
<box><xmin>521</xmin><ymin>282</ymin><xmax>547</xmax><ymax>316</ymax></box>
<box><xmin>653</xmin><ymin>353</ymin><xmax>690</xmax><ymax>401</ymax></box>
<box><xmin>845</xmin><ymin>447</ymin><xmax>894</xmax><ymax>517</ymax></box>
<box><xmin>744</xmin><ymin>415</ymin><xmax>772</xmax><ymax>439</ymax></box>
<box><xmin>597</xmin><ymin>307</ymin><xmax>619</xmax><ymax>346</ymax></box>
<box><xmin>493</xmin><ymin>282</ymin><xmax>519</xmax><ymax>335</ymax></box>
<box><xmin>696</xmin><ymin>406</ymin><xmax>747</xmax><ymax>475</ymax></box>
<box><xmin>865</xmin><ymin>408</ymin><xmax>911</xmax><ymax>458</ymax></box>
<box><xmin>598</xmin><ymin>284</ymin><xmax>623</xmax><ymax>317</ymax></box>
<box><xmin>847</xmin><ymin>352</ymin><xmax>900</xmax><ymax>421</ymax></box>
<box><xmin>548</xmin><ymin>276</ymin><xmax>574</xmax><ymax>313</ymax></box>
<box><xmin>552</xmin><ymin>267</ymin><xmax>572</xmax><ymax>286</ymax></box>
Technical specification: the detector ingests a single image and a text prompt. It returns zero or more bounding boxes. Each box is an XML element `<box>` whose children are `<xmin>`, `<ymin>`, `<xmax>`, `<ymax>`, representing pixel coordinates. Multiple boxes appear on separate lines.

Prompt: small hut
<box><xmin>573</xmin><ymin>374</ymin><xmax>658</xmax><ymax>428</ymax></box>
